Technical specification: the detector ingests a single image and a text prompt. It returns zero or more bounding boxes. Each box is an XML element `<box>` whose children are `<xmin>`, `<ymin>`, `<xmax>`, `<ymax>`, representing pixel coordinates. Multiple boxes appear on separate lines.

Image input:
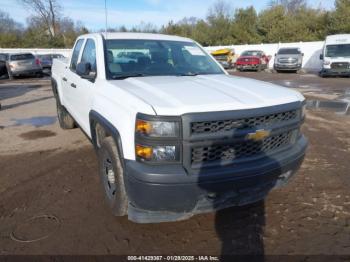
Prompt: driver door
<box><xmin>67</xmin><ymin>38</ymin><xmax>97</xmax><ymax>134</ymax></box>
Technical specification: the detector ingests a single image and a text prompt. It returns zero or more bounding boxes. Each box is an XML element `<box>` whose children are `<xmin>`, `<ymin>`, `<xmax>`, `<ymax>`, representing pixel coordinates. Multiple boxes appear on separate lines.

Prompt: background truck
<box><xmin>319</xmin><ymin>34</ymin><xmax>350</xmax><ymax>77</ymax></box>
<box><xmin>51</xmin><ymin>33</ymin><xmax>308</xmax><ymax>223</ymax></box>
<box><xmin>236</xmin><ymin>50</ymin><xmax>270</xmax><ymax>72</ymax></box>
<box><xmin>274</xmin><ymin>47</ymin><xmax>304</xmax><ymax>73</ymax></box>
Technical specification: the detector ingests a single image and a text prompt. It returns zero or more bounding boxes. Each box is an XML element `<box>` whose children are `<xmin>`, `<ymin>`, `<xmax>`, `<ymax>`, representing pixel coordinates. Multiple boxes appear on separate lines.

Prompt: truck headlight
<box><xmin>323</xmin><ymin>60</ymin><xmax>331</xmax><ymax>66</ymax></box>
<box><xmin>136</xmin><ymin>145</ymin><xmax>177</xmax><ymax>162</ymax></box>
<box><xmin>135</xmin><ymin>114</ymin><xmax>181</xmax><ymax>163</ymax></box>
<box><xmin>136</xmin><ymin>119</ymin><xmax>179</xmax><ymax>137</ymax></box>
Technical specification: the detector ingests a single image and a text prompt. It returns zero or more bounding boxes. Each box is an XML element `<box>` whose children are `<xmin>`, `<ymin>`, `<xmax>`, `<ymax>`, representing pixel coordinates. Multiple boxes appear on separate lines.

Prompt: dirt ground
<box><xmin>0</xmin><ymin>72</ymin><xmax>350</xmax><ymax>257</ymax></box>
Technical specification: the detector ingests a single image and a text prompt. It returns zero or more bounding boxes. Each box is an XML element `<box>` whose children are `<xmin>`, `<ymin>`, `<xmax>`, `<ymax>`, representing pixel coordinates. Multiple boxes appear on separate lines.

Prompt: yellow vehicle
<box><xmin>211</xmin><ymin>48</ymin><xmax>236</xmax><ymax>69</ymax></box>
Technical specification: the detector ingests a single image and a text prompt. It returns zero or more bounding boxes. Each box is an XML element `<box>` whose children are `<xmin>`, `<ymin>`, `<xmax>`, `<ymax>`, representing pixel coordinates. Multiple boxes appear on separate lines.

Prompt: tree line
<box><xmin>0</xmin><ymin>0</ymin><xmax>349</xmax><ymax>49</ymax></box>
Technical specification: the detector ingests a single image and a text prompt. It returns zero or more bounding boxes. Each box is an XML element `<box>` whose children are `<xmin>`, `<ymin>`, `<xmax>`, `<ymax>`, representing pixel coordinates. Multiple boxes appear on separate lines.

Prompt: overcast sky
<box><xmin>2</xmin><ymin>0</ymin><xmax>335</xmax><ymax>30</ymax></box>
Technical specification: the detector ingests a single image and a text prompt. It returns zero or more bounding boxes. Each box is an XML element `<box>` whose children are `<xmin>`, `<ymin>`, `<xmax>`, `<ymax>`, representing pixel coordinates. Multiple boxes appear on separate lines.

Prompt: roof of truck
<box><xmin>80</xmin><ymin>32</ymin><xmax>194</xmax><ymax>42</ymax></box>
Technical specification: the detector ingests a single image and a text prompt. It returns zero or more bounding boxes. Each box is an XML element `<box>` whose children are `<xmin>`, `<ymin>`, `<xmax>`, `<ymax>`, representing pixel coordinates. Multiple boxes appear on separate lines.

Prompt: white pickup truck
<box><xmin>51</xmin><ymin>33</ymin><xmax>308</xmax><ymax>223</ymax></box>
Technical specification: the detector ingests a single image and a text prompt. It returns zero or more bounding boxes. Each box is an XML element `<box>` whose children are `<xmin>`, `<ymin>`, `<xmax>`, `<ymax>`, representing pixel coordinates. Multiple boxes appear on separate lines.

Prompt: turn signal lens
<box><xmin>135</xmin><ymin>145</ymin><xmax>153</xmax><ymax>160</ymax></box>
<box><xmin>136</xmin><ymin>119</ymin><xmax>152</xmax><ymax>134</ymax></box>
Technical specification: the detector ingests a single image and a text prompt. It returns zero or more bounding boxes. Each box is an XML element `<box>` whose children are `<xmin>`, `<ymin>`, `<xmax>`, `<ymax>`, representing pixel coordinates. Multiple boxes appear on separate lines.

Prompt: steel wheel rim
<box><xmin>103</xmin><ymin>154</ymin><xmax>117</xmax><ymax>199</ymax></box>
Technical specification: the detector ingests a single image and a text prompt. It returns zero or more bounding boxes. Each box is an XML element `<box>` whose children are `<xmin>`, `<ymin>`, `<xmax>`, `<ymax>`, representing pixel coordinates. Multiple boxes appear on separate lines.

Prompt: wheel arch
<box><xmin>89</xmin><ymin>110</ymin><xmax>125</xmax><ymax>166</ymax></box>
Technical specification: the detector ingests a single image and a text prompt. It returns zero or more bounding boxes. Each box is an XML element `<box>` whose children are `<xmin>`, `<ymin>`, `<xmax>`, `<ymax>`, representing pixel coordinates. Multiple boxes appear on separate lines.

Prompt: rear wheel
<box><xmin>56</xmin><ymin>100</ymin><xmax>75</xmax><ymax>129</ymax></box>
<box><xmin>98</xmin><ymin>136</ymin><xmax>128</xmax><ymax>216</ymax></box>
<box><xmin>36</xmin><ymin>71</ymin><xmax>44</xmax><ymax>78</ymax></box>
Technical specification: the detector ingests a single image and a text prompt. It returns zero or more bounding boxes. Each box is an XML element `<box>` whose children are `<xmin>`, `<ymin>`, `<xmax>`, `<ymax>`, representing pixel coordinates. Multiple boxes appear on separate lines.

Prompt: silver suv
<box><xmin>7</xmin><ymin>53</ymin><xmax>43</xmax><ymax>78</ymax></box>
<box><xmin>274</xmin><ymin>48</ymin><xmax>303</xmax><ymax>73</ymax></box>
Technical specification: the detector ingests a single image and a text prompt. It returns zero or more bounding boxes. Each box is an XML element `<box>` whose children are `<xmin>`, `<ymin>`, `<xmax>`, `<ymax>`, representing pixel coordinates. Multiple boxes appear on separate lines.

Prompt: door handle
<box><xmin>71</xmin><ymin>83</ymin><xmax>77</xmax><ymax>88</ymax></box>
<box><xmin>62</xmin><ymin>77</ymin><xmax>67</xmax><ymax>82</ymax></box>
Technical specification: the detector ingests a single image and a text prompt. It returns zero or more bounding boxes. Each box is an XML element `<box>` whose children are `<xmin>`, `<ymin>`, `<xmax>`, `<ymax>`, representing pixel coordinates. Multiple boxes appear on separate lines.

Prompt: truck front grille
<box><xmin>331</xmin><ymin>62</ymin><xmax>349</xmax><ymax>70</ymax></box>
<box><xmin>191</xmin><ymin>130</ymin><xmax>296</xmax><ymax>166</ymax></box>
<box><xmin>278</xmin><ymin>58</ymin><xmax>297</xmax><ymax>64</ymax></box>
<box><xmin>191</xmin><ymin>109</ymin><xmax>298</xmax><ymax>135</ymax></box>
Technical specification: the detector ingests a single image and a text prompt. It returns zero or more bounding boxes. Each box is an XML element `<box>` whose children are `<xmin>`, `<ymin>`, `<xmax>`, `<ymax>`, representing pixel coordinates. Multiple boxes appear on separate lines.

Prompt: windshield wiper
<box><xmin>177</xmin><ymin>72</ymin><xmax>198</xmax><ymax>76</ymax></box>
<box><xmin>111</xmin><ymin>73</ymin><xmax>147</xmax><ymax>80</ymax></box>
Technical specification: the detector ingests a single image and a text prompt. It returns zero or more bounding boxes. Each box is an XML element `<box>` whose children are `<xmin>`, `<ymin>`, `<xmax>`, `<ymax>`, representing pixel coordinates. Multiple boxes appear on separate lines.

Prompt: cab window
<box><xmin>70</xmin><ymin>39</ymin><xmax>84</xmax><ymax>71</ymax></box>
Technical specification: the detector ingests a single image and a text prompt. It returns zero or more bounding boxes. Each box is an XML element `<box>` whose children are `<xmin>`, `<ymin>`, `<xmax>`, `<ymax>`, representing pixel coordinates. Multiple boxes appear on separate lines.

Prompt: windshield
<box><xmin>278</xmin><ymin>48</ymin><xmax>300</xmax><ymax>55</ymax></box>
<box><xmin>241</xmin><ymin>51</ymin><xmax>262</xmax><ymax>57</ymax></box>
<box><xmin>105</xmin><ymin>39</ymin><xmax>224</xmax><ymax>79</ymax></box>
<box><xmin>326</xmin><ymin>44</ymin><xmax>350</xmax><ymax>58</ymax></box>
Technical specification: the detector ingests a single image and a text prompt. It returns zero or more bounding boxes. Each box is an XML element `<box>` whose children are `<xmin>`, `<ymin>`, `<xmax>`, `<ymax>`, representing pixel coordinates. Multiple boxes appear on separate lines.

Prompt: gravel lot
<box><xmin>0</xmin><ymin>72</ymin><xmax>349</xmax><ymax>257</ymax></box>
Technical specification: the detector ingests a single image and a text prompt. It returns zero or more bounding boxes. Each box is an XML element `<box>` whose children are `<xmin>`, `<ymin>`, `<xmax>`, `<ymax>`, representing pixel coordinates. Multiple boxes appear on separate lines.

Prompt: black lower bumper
<box><xmin>320</xmin><ymin>69</ymin><xmax>350</xmax><ymax>76</ymax></box>
<box><xmin>124</xmin><ymin>136</ymin><xmax>308</xmax><ymax>223</ymax></box>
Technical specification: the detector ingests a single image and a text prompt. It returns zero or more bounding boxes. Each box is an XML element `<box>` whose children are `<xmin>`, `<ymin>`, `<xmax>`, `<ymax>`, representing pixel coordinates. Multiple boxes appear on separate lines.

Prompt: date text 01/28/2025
<box><xmin>127</xmin><ymin>255</ymin><xmax>219</xmax><ymax>261</ymax></box>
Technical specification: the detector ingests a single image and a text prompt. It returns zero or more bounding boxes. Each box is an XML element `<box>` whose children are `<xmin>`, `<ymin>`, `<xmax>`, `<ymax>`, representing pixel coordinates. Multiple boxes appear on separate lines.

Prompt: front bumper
<box><xmin>274</xmin><ymin>63</ymin><xmax>301</xmax><ymax>71</ymax></box>
<box><xmin>236</xmin><ymin>64</ymin><xmax>260</xmax><ymax>70</ymax></box>
<box><xmin>125</xmin><ymin>136</ymin><xmax>308</xmax><ymax>223</ymax></box>
<box><xmin>11</xmin><ymin>68</ymin><xmax>42</xmax><ymax>76</ymax></box>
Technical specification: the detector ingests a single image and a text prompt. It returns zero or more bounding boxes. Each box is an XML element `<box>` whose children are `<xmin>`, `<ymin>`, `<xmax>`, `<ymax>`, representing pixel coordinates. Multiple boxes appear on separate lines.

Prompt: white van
<box><xmin>320</xmin><ymin>34</ymin><xmax>350</xmax><ymax>77</ymax></box>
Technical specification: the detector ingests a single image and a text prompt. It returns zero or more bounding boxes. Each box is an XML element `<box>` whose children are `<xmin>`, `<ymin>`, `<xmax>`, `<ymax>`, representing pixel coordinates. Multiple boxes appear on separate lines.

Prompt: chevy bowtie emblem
<box><xmin>246</xmin><ymin>129</ymin><xmax>271</xmax><ymax>141</ymax></box>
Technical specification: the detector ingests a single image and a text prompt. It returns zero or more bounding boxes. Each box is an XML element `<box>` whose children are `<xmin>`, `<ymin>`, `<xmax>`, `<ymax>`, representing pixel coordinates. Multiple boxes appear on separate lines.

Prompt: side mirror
<box><xmin>319</xmin><ymin>54</ymin><xmax>324</xmax><ymax>60</ymax></box>
<box><xmin>76</xmin><ymin>62</ymin><xmax>96</xmax><ymax>80</ymax></box>
<box><xmin>275</xmin><ymin>53</ymin><xmax>277</xmax><ymax>56</ymax></box>
<box><xmin>302</xmin><ymin>53</ymin><xmax>304</xmax><ymax>56</ymax></box>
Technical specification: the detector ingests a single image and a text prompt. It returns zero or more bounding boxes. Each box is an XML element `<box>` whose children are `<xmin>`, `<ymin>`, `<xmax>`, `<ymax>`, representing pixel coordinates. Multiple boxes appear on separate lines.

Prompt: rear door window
<box><xmin>70</xmin><ymin>39</ymin><xmax>84</xmax><ymax>71</ymax></box>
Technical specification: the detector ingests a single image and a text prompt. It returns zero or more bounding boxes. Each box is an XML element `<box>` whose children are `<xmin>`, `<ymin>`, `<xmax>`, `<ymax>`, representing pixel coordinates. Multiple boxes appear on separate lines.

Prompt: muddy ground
<box><xmin>0</xmin><ymin>72</ymin><xmax>349</xmax><ymax>256</ymax></box>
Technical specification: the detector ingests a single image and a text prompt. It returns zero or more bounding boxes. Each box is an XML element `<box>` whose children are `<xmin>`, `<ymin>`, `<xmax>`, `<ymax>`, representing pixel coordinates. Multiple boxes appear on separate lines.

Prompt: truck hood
<box><xmin>110</xmin><ymin>74</ymin><xmax>304</xmax><ymax>115</ymax></box>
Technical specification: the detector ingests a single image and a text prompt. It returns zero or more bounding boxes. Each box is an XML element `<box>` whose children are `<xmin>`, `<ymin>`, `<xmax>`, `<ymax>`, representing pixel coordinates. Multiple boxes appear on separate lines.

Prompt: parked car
<box><xmin>211</xmin><ymin>48</ymin><xmax>237</xmax><ymax>69</ymax></box>
<box><xmin>51</xmin><ymin>33</ymin><xmax>308</xmax><ymax>223</ymax></box>
<box><xmin>37</xmin><ymin>54</ymin><xmax>65</xmax><ymax>72</ymax></box>
<box><xmin>319</xmin><ymin>34</ymin><xmax>350</xmax><ymax>77</ymax></box>
<box><xmin>6</xmin><ymin>53</ymin><xmax>43</xmax><ymax>78</ymax></box>
<box><xmin>236</xmin><ymin>50</ymin><xmax>270</xmax><ymax>72</ymax></box>
<box><xmin>274</xmin><ymin>48</ymin><xmax>303</xmax><ymax>73</ymax></box>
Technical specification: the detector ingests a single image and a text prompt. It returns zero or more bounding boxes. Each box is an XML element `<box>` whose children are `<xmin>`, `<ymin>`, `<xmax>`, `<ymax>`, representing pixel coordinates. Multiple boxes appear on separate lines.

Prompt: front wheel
<box><xmin>98</xmin><ymin>136</ymin><xmax>128</xmax><ymax>216</ymax></box>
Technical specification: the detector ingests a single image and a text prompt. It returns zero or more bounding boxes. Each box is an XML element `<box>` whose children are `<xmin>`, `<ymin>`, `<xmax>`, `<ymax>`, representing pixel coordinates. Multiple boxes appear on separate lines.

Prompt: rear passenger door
<box><xmin>62</xmin><ymin>39</ymin><xmax>84</xmax><ymax>110</ymax></box>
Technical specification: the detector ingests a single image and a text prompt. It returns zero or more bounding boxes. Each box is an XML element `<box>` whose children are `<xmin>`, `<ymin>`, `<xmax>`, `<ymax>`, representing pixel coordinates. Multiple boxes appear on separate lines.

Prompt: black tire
<box><xmin>98</xmin><ymin>136</ymin><xmax>128</xmax><ymax>216</ymax></box>
<box><xmin>319</xmin><ymin>72</ymin><xmax>327</xmax><ymax>78</ymax></box>
<box><xmin>56</xmin><ymin>100</ymin><xmax>75</xmax><ymax>129</ymax></box>
<box><xmin>36</xmin><ymin>71</ymin><xmax>44</xmax><ymax>78</ymax></box>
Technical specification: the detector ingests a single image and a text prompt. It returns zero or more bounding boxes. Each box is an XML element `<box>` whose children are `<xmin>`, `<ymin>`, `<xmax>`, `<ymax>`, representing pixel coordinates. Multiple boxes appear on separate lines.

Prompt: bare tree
<box><xmin>207</xmin><ymin>0</ymin><xmax>232</xmax><ymax>20</ymax></box>
<box><xmin>270</xmin><ymin>0</ymin><xmax>307</xmax><ymax>13</ymax></box>
<box><xmin>19</xmin><ymin>0</ymin><xmax>61</xmax><ymax>38</ymax></box>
